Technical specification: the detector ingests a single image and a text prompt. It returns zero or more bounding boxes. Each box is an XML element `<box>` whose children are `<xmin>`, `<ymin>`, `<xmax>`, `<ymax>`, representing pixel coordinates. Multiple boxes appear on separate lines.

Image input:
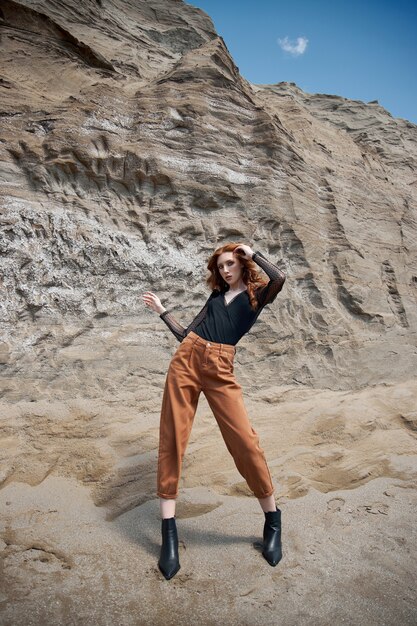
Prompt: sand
<box><xmin>1</xmin><ymin>380</ymin><xmax>417</xmax><ymax>625</ymax></box>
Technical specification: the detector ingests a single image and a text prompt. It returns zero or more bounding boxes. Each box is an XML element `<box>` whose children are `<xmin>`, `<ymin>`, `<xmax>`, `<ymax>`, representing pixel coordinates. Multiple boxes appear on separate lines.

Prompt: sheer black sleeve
<box><xmin>252</xmin><ymin>250</ymin><xmax>286</xmax><ymax>306</ymax></box>
<box><xmin>159</xmin><ymin>291</ymin><xmax>215</xmax><ymax>342</ymax></box>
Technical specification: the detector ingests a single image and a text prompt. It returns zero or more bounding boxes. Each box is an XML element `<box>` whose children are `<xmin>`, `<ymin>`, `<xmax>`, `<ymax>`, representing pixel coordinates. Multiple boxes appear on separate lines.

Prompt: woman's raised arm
<box><xmin>252</xmin><ymin>251</ymin><xmax>286</xmax><ymax>306</ymax></box>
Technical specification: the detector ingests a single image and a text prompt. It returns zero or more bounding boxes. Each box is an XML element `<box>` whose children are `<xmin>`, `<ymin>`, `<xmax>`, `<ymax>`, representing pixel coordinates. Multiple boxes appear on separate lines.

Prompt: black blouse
<box><xmin>159</xmin><ymin>251</ymin><xmax>286</xmax><ymax>346</ymax></box>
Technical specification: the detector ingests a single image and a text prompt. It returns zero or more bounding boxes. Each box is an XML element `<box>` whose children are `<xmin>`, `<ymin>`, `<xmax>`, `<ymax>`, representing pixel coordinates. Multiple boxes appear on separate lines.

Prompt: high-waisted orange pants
<box><xmin>157</xmin><ymin>330</ymin><xmax>275</xmax><ymax>500</ymax></box>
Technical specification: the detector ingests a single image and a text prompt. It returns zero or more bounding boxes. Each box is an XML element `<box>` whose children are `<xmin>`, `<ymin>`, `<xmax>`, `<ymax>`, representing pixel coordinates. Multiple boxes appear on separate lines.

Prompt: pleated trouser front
<box><xmin>157</xmin><ymin>330</ymin><xmax>275</xmax><ymax>500</ymax></box>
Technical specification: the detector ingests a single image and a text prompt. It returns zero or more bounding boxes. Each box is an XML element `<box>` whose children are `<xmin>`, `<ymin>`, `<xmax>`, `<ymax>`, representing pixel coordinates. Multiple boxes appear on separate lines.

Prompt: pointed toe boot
<box><xmin>158</xmin><ymin>516</ymin><xmax>181</xmax><ymax>580</ymax></box>
<box><xmin>262</xmin><ymin>506</ymin><xmax>282</xmax><ymax>566</ymax></box>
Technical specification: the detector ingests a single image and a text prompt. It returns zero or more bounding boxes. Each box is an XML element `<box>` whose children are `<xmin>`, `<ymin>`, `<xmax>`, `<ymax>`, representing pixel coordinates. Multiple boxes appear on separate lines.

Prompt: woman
<box><xmin>142</xmin><ymin>242</ymin><xmax>286</xmax><ymax>580</ymax></box>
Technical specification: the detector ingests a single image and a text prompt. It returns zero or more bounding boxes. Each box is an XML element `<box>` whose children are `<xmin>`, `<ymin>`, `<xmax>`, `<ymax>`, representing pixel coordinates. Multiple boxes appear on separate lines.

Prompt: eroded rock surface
<box><xmin>1</xmin><ymin>0</ymin><xmax>416</xmax><ymax>400</ymax></box>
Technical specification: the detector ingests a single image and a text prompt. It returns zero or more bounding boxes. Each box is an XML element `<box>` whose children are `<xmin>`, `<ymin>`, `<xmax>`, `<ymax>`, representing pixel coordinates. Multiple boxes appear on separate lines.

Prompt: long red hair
<box><xmin>205</xmin><ymin>243</ymin><xmax>268</xmax><ymax>311</ymax></box>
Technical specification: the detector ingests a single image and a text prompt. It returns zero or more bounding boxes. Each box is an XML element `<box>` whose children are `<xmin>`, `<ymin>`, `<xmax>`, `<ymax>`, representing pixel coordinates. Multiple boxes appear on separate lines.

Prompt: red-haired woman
<box><xmin>142</xmin><ymin>243</ymin><xmax>286</xmax><ymax>580</ymax></box>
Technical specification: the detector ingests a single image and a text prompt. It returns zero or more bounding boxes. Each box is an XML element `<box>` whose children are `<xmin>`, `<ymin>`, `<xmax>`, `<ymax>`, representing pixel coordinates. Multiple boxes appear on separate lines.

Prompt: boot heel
<box><xmin>158</xmin><ymin>516</ymin><xmax>181</xmax><ymax>580</ymax></box>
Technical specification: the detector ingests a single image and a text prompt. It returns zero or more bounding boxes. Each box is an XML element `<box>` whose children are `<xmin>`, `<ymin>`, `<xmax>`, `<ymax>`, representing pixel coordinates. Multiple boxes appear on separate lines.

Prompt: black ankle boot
<box><xmin>158</xmin><ymin>516</ymin><xmax>180</xmax><ymax>580</ymax></box>
<box><xmin>262</xmin><ymin>506</ymin><xmax>282</xmax><ymax>566</ymax></box>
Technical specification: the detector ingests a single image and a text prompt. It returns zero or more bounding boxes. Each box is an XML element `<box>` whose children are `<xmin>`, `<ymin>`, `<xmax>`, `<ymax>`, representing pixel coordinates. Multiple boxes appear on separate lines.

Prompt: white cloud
<box><xmin>278</xmin><ymin>36</ymin><xmax>308</xmax><ymax>56</ymax></box>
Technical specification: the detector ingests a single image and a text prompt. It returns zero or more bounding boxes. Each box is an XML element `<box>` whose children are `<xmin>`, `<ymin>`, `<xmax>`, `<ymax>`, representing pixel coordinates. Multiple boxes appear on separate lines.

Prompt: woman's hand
<box><xmin>142</xmin><ymin>291</ymin><xmax>166</xmax><ymax>314</ymax></box>
<box><xmin>234</xmin><ymin>243</ymin><xmax>254</xmax><ymax>259</ymax></box>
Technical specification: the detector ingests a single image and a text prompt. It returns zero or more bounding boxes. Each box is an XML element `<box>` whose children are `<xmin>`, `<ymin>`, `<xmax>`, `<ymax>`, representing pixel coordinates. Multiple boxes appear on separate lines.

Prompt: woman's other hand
<box><xmin>234</xmin><ymin>243</ymin><xmax>254</xmax><ymax>259</ymax></box>
<box><xmin>142</xmin><ymin>291</ymin><xmax>166</xmax><ymax>315</ymax></box>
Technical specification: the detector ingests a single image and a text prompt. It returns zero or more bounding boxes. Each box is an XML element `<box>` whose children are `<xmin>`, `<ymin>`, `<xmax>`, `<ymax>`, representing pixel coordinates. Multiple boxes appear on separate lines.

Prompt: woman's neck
<box><xmin>227</xmin><ymin>279</ymin><xmax>247</xmax><ymax>292</ymax></box>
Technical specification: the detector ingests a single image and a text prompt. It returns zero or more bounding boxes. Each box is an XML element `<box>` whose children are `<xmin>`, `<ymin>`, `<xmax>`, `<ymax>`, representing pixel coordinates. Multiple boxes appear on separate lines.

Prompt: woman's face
<box><xmin>217</xmin><ymin>251</ymin><xmax>243</xmax><ymax>286</ymax></box>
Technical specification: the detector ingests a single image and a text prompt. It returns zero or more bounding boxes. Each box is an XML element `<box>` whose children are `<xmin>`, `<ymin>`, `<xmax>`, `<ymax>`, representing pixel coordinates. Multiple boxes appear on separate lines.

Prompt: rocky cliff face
<box><xmin>1</xmin><ymin>0</ymin><xmax>416</xmax><ymax>401</ymax></box>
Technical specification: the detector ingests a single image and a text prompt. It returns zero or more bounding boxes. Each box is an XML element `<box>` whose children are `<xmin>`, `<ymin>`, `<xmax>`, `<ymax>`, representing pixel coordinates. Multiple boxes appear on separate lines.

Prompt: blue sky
<box><xmin>188</xmin><ymin>0</ymin><xmax>417</xmax><ymax>125</ymax></box>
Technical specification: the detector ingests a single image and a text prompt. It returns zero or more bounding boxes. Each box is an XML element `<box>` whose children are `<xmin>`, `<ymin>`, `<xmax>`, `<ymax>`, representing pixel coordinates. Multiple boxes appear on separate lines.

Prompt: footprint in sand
<box><xmin>4</xmin><ymin>541</ymin><xmax>72</xmax><ymax>573</ymax></box>
<box><xmin>355</xmin><ymin>502</ymin><xmax>389</xmax><ymax>517</ymax></box>
<box><xmin>326</xmin><ymin>497</ymin><xmax>345</xmax><ymax>512</ymax></box>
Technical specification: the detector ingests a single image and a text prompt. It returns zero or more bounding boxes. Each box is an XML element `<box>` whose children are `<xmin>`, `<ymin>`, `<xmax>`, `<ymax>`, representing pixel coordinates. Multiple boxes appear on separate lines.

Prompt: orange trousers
<box><xmin>157</xmin><ymin>331</ymin><xmax>275</xmax><ymax>500</ymax></box>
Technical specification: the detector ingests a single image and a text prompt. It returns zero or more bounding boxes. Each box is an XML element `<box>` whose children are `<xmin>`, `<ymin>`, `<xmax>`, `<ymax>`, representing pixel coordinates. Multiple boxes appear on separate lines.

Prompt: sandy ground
<box><xmin>1</xmin><ymin>380</ymin><xmax>417</xmax><ymax>625</ymax></box>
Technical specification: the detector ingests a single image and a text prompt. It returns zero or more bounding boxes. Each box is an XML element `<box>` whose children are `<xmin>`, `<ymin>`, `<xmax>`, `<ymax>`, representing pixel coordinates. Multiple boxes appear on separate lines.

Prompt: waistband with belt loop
<box><xmin>185</xmin><ymin>331</ymin><xmax>236</xmax><ymax>355</ymax></box>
